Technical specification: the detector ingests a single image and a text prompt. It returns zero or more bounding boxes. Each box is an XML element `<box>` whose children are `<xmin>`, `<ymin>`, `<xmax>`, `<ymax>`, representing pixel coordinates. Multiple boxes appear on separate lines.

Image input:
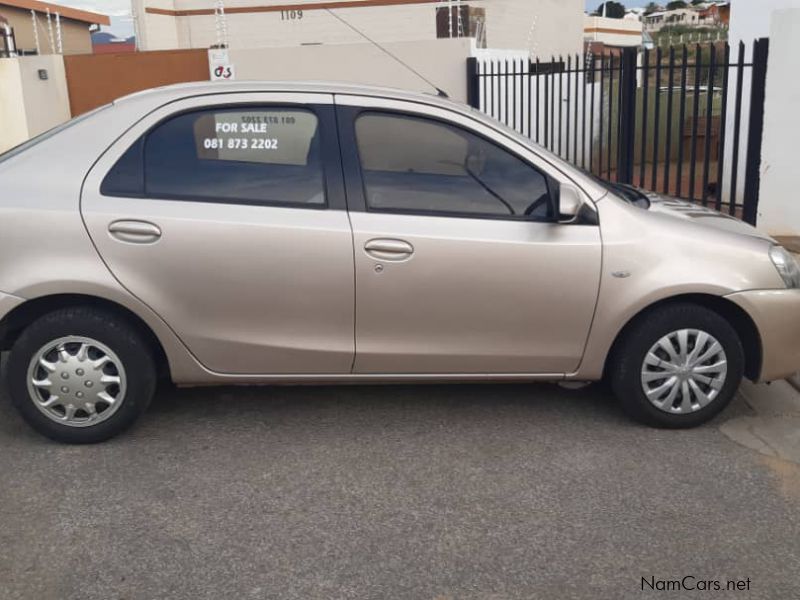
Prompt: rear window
<box><xmin>102</xmin><ymin>106</ymin><xmax>326</xmax><ymax>208</ymax></box>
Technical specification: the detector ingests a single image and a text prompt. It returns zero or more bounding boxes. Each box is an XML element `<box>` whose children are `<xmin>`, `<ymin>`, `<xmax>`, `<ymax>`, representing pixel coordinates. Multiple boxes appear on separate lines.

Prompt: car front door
<box><xmin>81</xmin><ymin>93</ymin><xmax>354</xmax><ymax>375</ymax></box>
<box><xmin>337</xmin><ymin>96</ymin><xmax>602</xmax><ymax>375</ymax></box>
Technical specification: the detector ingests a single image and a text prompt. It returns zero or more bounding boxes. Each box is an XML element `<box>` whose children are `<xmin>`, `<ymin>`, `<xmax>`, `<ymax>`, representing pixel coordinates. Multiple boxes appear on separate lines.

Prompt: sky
<box><xmin>47</xmin><ymin>0</ymin><xmax>135</xmax><ymax>38</ymax></box>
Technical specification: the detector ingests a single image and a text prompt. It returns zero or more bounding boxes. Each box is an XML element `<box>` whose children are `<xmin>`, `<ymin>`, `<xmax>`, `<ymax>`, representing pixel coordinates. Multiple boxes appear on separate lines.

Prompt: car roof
<box><xmin>114</xmin><ymin>80</ymin><xmax>460</xmax><ymax>111</ymax></box>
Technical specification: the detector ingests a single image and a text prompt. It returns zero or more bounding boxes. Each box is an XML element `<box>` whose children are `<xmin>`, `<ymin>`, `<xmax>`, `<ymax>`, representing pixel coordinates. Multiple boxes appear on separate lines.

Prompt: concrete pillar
<box><xmin>0</xmin><ymin>58</ymin><xmax>29</xmax><ymax>152</ymax></box>
<box><xmin>0</xmin><ymin>55</ymin><xmax>71</xmax><ymax>153</ymax></box>
<box><xmin>757</xmin><ymin>8</ymin><xmax>800</xmax><ymax>237</ymax></box>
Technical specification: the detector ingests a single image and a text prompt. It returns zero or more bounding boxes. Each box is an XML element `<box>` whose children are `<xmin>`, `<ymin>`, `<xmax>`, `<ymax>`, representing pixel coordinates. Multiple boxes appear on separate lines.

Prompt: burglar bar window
<box><xmin>435</xmin><ymin>5</ymin><xmax>484</xmax><ymax>45</ymax></box>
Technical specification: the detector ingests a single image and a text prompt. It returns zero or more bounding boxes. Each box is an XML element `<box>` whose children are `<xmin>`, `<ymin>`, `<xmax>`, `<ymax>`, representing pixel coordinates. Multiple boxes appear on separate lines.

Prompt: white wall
<box><xmin>483</xmin><ymin>0</ymin><xmax>583</xmax><ymax>59</ymax></box>
<box><xmin>756</xmin><ymin>8</ymin><xmax>800</xmax><ymax>235</ymax></box>
<box><xmin>228</xmin><ymin>37</ymin><xmax>472</xmax><ymax>103</ymax></box>
<box><xmin>179</xmin><ymin>3</ymin><xmax>438</xmax><ymax>50</ymax></box>
<box><xmin>137</xmin><ymin>0</ymin><xmax>584</xmax><ymax>60</ymax></box>
<box><xmin>723</xmin><ymin>0</ymin><xmax>800</xmax><ymax>206</ymax></box>
<box><xmin>728</xmin><ymin>0</ymin><xmax>800</xmax><ymax>50</ymax></box>
<box><xmin>0</xmin><ymin>55</ymin><xmax>71</xmax><ymax>153</ymax></box>
<box><xmin>135</xmin><ymin>0</ymin><xmax>180</xmax><ymax>51</ymax></box>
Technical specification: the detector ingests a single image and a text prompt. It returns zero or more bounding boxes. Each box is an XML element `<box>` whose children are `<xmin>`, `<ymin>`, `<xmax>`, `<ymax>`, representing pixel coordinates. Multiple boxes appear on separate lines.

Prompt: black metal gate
<box><xmin>467</xmin><ymin>40</ymin><xmax>769</xmax><ymax>225</ymax></box>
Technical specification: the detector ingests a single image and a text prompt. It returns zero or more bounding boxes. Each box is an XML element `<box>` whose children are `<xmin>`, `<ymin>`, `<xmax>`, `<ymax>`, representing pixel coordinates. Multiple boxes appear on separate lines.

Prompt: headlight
<box><xmin>769</xmin><ymin>246</ymin><xmax>800</xmax><ymax>289</ymax></box>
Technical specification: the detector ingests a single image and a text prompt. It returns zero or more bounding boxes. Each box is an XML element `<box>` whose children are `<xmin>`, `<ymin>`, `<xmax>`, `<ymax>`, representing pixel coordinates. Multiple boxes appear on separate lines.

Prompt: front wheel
<box><xmin>610</xmin><ymin>303</ymin><xmax>744</xmax><ymax>429</ymax></box>
<box><xmin>4</xmin><ymin>307</ymin><xmax>156</xmax><ymax>443</ymax></box>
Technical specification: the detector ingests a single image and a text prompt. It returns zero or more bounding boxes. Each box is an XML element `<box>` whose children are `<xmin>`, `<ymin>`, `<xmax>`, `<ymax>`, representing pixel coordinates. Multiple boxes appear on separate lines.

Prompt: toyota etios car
<box><xmin>1</xmin><ymin>82</ymin><xmax>799</xmax><ymax>443</ymax></box>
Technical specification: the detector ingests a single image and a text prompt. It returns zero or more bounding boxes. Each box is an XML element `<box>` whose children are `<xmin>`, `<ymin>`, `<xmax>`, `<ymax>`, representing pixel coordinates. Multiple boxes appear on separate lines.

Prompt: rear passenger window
<box><xmin>103</xmin><ymin>107</ymin><xmax>326</xmax><ymax>207</ymax></box>
<box><xmin>355</xmin><ymin>112</ymin><xmax>554</xmax><ymax>220</ymax></box>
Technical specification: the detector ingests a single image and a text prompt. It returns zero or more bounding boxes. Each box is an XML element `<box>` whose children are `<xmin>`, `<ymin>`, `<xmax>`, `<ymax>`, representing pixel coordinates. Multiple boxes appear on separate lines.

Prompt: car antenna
<box><xmin>324</xmin><ymin>8</ymin><xmax>450</xmax><ymax>99</ymax></box>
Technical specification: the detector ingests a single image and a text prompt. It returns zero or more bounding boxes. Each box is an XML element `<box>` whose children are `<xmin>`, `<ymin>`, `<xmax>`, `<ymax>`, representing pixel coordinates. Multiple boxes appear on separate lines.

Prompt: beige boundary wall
<box><xmin>0</xmin><ymin>55</ymin><xmax>71</xmax><ymax>153</ymax></box>
<box><xmin>1</xmin><ymin>37</ymin><xmax>471</xmax><ymax>153</ymax></box>
<box><xmin>228</xmin><ymin>37</ymin><xmax>473</xmax><ymax>103</ymax></box>
<box><xmin>0</xmin><ymin>59</ymin><xmax>27</xmax><ymax>152</ymax></box>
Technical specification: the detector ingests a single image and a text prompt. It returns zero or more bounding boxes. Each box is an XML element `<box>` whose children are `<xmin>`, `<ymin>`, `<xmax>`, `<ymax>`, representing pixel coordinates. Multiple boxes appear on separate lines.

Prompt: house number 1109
<box><xmin>281</xmin><ymin>10</ymin><xmax>303</xmax><ymax>20</ymax></box>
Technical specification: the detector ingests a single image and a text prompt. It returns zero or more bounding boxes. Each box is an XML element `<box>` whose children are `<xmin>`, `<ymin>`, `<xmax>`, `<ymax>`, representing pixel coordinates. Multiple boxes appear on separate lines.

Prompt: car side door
<box><xmin>81</xmin><ymin>93</ymin><xmax>355</xmax><ymax>375</ymax></box>
<box><xmin>336</xmin><ymin>96</ymin><xmax>602</xmax><ymax>375</ymax></box>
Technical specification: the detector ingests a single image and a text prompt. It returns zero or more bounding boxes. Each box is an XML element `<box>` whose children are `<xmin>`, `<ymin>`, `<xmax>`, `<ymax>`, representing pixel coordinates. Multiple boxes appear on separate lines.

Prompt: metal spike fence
<box><xmin>467</xmin><ymin>40</ymin><xmax>769</xmax><ymax>225</ymax></box>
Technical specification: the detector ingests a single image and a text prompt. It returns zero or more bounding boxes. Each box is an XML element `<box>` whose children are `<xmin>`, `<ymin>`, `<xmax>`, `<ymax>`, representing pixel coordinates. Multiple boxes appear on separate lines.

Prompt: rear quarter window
<box><xmin>102</xmin><ymin>106</ymin><xmax>326</xmax><ymax>208</ymax></box>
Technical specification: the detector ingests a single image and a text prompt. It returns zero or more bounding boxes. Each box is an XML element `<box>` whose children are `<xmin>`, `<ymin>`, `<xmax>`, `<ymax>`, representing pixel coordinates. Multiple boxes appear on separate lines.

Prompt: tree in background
<box><xmin>593</xmin><ymin>1</ymin><xmax>626</xmax><ymax>18</ymax></box>
<box><xmin>666</xmin><ymin>1</ymin><xmax>689</xmax><ymax>9</ymax></box>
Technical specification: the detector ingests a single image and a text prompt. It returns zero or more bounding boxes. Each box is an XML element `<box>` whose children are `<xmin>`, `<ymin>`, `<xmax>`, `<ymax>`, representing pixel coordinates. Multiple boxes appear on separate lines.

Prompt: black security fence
<box><xmin>467</xmin><ymin>40</ymin><xmax>769</xmax><ymax>225</ymax></box>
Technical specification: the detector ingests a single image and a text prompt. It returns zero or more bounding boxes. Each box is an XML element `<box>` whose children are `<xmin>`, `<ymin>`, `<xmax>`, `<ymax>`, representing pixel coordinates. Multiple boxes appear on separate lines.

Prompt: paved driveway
<box><xmin>1</xmin><ymin>379</ymin><xmax>799</xmax><ymax>599</ymax></box>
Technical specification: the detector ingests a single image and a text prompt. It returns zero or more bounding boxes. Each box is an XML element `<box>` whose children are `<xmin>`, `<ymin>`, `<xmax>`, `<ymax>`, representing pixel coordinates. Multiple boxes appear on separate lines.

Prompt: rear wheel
<box><xmin>610</xmin><ymin>303</ymin><xmax>744</xmax><ymax>428</ymax></box>
<box><xmin>4</xmin><ymin>307</ymin><xmax>156</xmax><ymax>443</ymax></box>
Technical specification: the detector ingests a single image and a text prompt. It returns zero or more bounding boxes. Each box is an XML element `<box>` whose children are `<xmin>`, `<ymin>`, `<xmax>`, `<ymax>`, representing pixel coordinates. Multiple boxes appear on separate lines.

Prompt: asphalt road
<box><xmin>1</xmin><ymin>379</ymin><xmax>799</xmax><ymax>600</ymax></box>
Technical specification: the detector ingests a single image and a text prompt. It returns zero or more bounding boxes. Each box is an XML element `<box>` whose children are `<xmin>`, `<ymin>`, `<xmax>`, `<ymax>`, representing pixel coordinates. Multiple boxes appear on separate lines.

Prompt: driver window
<box><xmin>355</xmin><ymin>112</ymin><xmax>554</xmax><ymax>220</ymax></box>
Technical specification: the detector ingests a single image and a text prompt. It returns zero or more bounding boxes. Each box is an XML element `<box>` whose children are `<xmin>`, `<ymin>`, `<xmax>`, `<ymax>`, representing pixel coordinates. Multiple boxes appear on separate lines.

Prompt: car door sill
<box><xmin>176</xmin><ymin>372</ymin><xmax>568</xmax><ymax>387</ymax></box>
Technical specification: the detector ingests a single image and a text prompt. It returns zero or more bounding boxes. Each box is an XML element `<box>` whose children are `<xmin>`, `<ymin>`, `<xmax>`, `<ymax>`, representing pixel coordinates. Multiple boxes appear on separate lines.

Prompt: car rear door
<box><xmin>81</xmin><ymin>93</ymin><xmax>355</xmax><ymax>375</ymax></box>
<box><xmin>336</xmin><ymin>95</ymin><xmax>602</xmax><ymax>375</ymax></box>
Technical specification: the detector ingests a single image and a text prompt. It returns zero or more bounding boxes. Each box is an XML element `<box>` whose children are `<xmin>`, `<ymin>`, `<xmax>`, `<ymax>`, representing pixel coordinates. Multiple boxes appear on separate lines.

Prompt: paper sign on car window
<box><xmin>194</xmin><ymin>110</ymin><xmax>318</xmax><ymax>167</ymax></box>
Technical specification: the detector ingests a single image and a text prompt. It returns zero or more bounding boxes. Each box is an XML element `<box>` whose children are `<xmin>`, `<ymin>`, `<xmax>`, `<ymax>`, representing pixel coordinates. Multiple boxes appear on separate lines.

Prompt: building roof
<box><xmin>0</xmin><ymin>0</ymin><xmax>110</xmax><ymax>25</ymax></box>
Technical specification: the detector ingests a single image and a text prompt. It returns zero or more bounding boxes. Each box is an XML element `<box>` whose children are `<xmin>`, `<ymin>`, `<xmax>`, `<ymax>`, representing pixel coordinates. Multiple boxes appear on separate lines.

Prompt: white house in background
<box><xmin>584</xmin><ymin>14</ymin><xmax>643</xmax><ymax>48</ymax></box>
<box><xmin>643</xmin><ymin>8</ymin><xmax>701</xmax><ymax>32</ymax></box>
<box><xmin>133</xmin><ymin>0</ymin><xmax>584</xmax><ymax>59</ymax></box>
<box><xmin>624</xmin><ymin>7</ymin><xmax>645</xmax><ymax>22</ymax></box>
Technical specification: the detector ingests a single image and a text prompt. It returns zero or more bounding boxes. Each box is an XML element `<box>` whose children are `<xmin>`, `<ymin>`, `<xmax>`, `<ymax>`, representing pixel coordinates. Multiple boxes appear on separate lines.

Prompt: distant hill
<box><xmin>92</xmin><ymin>32</ymin><xmax>135</xmax><ymax>45</ymax></box>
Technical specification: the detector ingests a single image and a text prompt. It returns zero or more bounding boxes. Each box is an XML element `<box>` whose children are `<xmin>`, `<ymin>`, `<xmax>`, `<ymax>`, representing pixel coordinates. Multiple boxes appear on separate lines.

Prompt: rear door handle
<box><xmin>108</xmin><ymin>220</ymin><xmax>162</xmax><ymax>244</ymax></box>
<box><xmin>364</xmin><ymin>239</ymin><xmax>414</xmax><ymax>261</ymax></box>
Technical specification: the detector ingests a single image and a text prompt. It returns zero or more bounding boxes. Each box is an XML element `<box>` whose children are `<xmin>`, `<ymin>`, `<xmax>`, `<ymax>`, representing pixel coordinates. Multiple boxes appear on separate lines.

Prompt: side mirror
<box><xmin>558</xmin><ymin>183</ymin><xmax>583</xmax><ymax>223</ymax></box>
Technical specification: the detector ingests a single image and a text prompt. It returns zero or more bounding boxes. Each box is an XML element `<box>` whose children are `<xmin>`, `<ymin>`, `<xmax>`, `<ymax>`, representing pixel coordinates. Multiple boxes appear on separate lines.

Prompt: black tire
<box><xmin>3</xmin><ymin>307</ymin><xmax>156</xmax><ymax>443</ymax></box>
<box><xmin>609</xmin><ymin>303</ymin><xmax>744</xmax><ymax>429</ymax></box>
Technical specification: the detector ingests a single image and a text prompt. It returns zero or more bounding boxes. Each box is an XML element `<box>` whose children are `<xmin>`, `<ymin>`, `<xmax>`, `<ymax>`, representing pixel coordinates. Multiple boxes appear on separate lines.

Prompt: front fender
<box><xmin>573</xmin><ymin>195</ymin><xmax>780</xmax><ymax>380</ymax></box>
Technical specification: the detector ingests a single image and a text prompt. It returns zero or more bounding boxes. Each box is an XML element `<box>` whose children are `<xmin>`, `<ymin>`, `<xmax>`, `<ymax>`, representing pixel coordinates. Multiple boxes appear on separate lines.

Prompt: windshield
<box><xmin>0</xmin><ymin>104</ymin><xmax>111</xmax><ymax>166</ymax></box>
<box><xmin>467</xmin><ymin>106</ymin><xmax>650</xmax><ymax>208</ymax></box>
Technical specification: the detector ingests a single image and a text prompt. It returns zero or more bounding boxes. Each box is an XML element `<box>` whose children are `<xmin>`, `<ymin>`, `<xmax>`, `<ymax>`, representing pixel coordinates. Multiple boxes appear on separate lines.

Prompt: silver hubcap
<box><xmin>27</xmin><ymin>336</ymin><xmax>127</xmax><ymax>428</ymax></box>
<box><xmin>641</xmin><ymin>329</ymin><xmax>728</xmax><ymax>414</ymax></box>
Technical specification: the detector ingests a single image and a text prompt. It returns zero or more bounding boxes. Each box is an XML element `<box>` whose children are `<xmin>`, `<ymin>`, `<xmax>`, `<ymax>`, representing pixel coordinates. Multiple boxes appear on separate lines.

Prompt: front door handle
<box><xmin>108</xmin><ymin>220</ymin><xmax>162</xmax><ymax>244</ymax></box>
<box><xmin>364</xmin><ymin>239</ymin><xmax>414</xmax><ymax>261</ymax></box>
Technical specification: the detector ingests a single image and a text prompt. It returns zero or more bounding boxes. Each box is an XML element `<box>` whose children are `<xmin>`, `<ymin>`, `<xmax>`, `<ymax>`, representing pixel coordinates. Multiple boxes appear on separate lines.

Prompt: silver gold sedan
<box><xmin>1</xmin><ymin>82</ymin><xmax>799</xmax><ymax>443</ymax></box>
